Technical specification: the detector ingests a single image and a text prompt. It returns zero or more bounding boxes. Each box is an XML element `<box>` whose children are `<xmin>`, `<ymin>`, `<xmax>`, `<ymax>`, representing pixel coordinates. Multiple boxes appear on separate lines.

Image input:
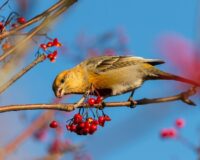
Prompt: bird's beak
<box><xmin>56</xmin><ymin>88</ymin><xmax>64</xmax><ymax>98</ymax></box>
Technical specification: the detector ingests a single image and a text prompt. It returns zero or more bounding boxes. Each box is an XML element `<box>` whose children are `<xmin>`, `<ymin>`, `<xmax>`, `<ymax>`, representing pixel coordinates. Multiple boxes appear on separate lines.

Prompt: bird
<box><xmin>52</xmin><ymin>55</ymin><xmax>199</xmax><ymax>101</ymax></box>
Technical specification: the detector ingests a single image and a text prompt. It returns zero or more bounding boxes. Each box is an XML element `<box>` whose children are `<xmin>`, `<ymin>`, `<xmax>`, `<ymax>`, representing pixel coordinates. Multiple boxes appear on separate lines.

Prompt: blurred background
<box><xmin>0</xmin><ymin>0</ymin><xmax>200</xmax><ymax>159</ymax></box>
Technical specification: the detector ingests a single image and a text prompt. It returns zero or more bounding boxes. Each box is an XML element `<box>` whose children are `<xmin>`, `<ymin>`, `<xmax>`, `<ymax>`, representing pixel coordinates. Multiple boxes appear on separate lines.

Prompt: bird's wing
<box><xmin>85</xmin><ymin>56</ymin><xmax>165</xmax><ymax>73</ymax></box>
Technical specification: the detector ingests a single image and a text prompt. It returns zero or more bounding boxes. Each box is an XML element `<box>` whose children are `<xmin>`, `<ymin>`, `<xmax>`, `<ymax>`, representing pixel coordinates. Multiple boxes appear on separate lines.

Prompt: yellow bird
<box><xmin>52</xmin><ymin>56</ymin><xmax>199</xmax><ymax>100</ymax></box>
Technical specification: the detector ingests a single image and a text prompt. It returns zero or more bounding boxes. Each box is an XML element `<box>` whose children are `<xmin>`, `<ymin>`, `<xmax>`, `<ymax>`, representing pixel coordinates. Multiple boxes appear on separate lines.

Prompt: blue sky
<box><xmin>0</xmin><ymin>0</ymin><xmax>200</xmax><ymax>159</ymax></box>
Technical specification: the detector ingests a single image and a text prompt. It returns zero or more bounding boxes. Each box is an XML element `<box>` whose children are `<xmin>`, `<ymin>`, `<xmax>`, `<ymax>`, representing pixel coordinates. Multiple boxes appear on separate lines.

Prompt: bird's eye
<box><xmin>61</xmin><ymin>79</ymin><xmax>65</xmax><ymax>83</ymax></box>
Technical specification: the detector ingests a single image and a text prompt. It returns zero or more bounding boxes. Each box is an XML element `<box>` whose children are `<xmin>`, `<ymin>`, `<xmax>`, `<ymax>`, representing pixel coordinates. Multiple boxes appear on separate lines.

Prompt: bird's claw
<box><xmin>99</xmin><ymin>101</ymin><xmax>106</xmax><ymax>110</ymax></box>
<box><xmin>128</xmin><ymin>97</ymin><xmax>137</xmax><ymax>108</ymax></box>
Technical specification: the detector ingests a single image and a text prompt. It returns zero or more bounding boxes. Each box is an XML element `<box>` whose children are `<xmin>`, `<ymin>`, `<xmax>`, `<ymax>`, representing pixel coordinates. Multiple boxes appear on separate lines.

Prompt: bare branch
<box><xmin>0</xmin><ymin>54</ymin><xmax>46</xmax><ymax>94</ymax></box>
<box><xmin>0</xmin><ymin>87</ymin><xmax>197</xmax><ymax>113</ymax></box>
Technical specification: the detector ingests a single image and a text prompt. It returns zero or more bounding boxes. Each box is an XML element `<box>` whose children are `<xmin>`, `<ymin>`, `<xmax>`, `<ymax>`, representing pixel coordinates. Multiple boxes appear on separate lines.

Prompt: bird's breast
<box><xmin>87</xmin><ymin>66</ymin><xmax>144</xmax><ymax>96</ymax></box>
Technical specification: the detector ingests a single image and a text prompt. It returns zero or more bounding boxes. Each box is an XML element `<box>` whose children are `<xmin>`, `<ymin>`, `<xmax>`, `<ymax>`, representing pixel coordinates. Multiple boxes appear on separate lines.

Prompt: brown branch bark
<box><xmin>0</xmin><ymin>54</ymin><xmax>46</xmax><ymax>94</ymax></box>
<box><xmin>0</xmin><ymin>0</ymin><xmax>77</xmax><ymax>62</ymax></box>
<box><xmin>0</xmin><ymin>87</ymin><xmax>197</xmax><ymax>113</ymax></box>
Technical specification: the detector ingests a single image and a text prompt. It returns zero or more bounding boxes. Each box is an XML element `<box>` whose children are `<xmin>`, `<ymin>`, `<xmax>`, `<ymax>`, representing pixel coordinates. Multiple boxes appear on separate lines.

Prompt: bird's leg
<box><xmin>89</xmin><ymin>83</ymin><xmax>96</xmax><ymax>95</ymax></box>
<box><xmin>99</xmin><ymin>100</ymin><xmax>106</xmax><ymax>110</ymax></box>
<box><xmin>128</xmin><ymin>90</ymin><xmax>137</xmax><ymax>108</ymax></box>
<box><xmin>88</xmin><ymin>84</ymin><xmax>106</xmax><ymax>110</ymax></box>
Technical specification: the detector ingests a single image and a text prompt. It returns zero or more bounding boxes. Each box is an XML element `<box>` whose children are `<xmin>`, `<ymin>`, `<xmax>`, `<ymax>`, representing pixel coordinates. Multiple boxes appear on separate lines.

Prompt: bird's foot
<box><xmin>128</xmin><ymin>97</ymin><xmax>137</xmax><ymax>108</ymax></box>
<box><xmin>99</xmin><ymin>101</ymin><xmax>106</xmax><ymax>110</ymax></box>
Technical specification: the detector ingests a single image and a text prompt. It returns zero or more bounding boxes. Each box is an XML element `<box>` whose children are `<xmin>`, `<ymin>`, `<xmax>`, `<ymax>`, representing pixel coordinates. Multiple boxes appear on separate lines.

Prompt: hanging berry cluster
<box><xmin>160</xmin><ymin>118</ymin><xmax>185</xmax><ymax>139</ymax></box>
<box><xmin>66</xmin><ymin>112</ymin><xmax>111</xmax><ymax>135</ymax></box>
<box><xmin>0</xmin><ymin>14</ymin><xmax>26</xmax><ymax>33</ymax></box>
<box><xmin>0</xmin><ymin>13</ymin><xmax>27</xmax><ymax>52</ymax></box>
<box><xmin>66</xmin><ymin>96</ymin><xmax>111</xmax><ymax>135</ymax></box>
<box><xmin>49</xmin><ymin>96</ymin><xmax>112</xmax><ymax>136</ymax></box>
<box><xmin>39</xmin><ymin>38</ymin><xmax>62</xmax><ymax>62</ymax></box>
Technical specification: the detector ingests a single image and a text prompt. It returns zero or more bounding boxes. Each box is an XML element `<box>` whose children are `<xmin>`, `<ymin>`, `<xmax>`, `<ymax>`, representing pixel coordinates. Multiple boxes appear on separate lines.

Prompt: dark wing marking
<box><xmin>85</xmin><ymin>56</ymin><xmax>165</xmax><ymax>73</ymax></box>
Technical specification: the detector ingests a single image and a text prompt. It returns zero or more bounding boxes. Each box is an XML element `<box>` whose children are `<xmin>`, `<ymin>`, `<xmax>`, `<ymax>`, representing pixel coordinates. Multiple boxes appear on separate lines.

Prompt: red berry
<box><xmin>83</xmin><ymin>127</ymin><xmax>90</xmax><ymax>135</ymax></box>
<box><xmin>92</xmin><ymin>120</ymin><xmax>99</xmax><ymax>125</ymax></box>
<box><xmin>49</xmin><ymin>120</ymin><xmax>58</xmax><ymax>128</ymax></box>
<box><xmin>76</xmin><ymin>129</ymin><xmax>83</xmax><ymax>135</ymax></box>
<box><xmin>70</xmin><ymin>124</ymin><xmax>77</xmax><ymax>132</ymax></box>
<box><xmin>47</xmin><ymin>52</ymin><xmax>57</xmax><ymax>62</ymax></box>
<box><xmin>160</xmin><ymin>128</ymin><xmax>177</xmax><ymax>138</ymax></box>
<box><xmin>104</xmin><ymin>115</ymin><xmax>111</xmax><ymax>121</ymax></box>
<box><xmin>98</xmin><ymin>116</ymin><xmax>105</xmax><ymax>126</ymax></box>
<box><xmin>53</xmin><ymin>38</ymin><xmax>62</xmax><ymax>47</ymax></box>
<box><xmin>73</xmin><ymin>114</ymin><xmax>82</xmax><ymax>124</ymax></box>
<box><xmin>88</xmin><ymin>98</ymin><xmax>95</xmax><ymax>106</ymax></box>
<box><xmin>160</xmin><ymin>129</ymin><xmax>169</xmax><ymax>138</ymax></box>
<box><xmin>47</xmin><ymin>42</ymin><xmax>54</xmax><ymax>47</ymax></box>
<box><xmin>98</xmin><ymin>116</ymin><xmax>105</xmax><ymax>123</ymax></box>
<box><xmin>17</xmin><ymin>17</ymin><xmax>26</xmax><ymax>24</ymax></box>
<box><xmin>52</xmin><ymin>50</ymin><xmax>58</xmax><ymax>57</ymax></box>
<box><xmin>40</xmin><ymin>43</ymin><xmax>47</xmax><ymax>50</ymax></box>
<box><xmin>168</xmin><ymin>128</ymin><xmax>177</xmax><ymax>138</ymax></box>
<box><xmin>89</xmin><ymin>124</ymin><xmax>97</xmax><ymax>134</ymax></box>
<box><xmin>66</xmin><ymin>125</ymin><xmax>71</xmax><ymax>131</ymax></box>
<box><xmin>95</xmin><ymin>96</ymin><xmax>103</xmax><ymax>104</ymax></box>
<box><xmin>84</xmin><ymin>121</ymin><xmax>91</xmax><ymax>128</ymax></box>
<box><xmin>0</xmin><ymin>22</ymin><xmax>4</xmax><ymax>31</ymax></box>
<box><xmin>50</xmin><ymin>58</ymin><xmax>56</xmax><ymax>62</ymax></box>
<box><xmin>77</xmin><ymin>122</ymin><xmax>85</xmax><ymax>129</ymax></box>
<box><xmin>175</xmin><ymin>118</ymin><xmax>185</xmax><ymax>128</ymax></box>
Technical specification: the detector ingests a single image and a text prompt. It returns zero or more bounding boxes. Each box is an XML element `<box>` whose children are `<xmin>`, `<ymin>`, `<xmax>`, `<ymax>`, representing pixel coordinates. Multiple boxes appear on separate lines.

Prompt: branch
<box><xmin>0</xmin><ymin>54</ymin><xmax>46</xmax><ymax>94</ymax></box>
<box><xmin>0</xmin><ymin>0</ymin><xmax>77</xmax><ymax>62</ymax></box>
<box><xmin>0</xmin><ymin>0</ymin><xmax>75</xmax><ymax>40</ymax></box>
<box><xmin>0</xmin><ymin>87</ymin><xmax>197</xmax><ymax>113</ymax></box>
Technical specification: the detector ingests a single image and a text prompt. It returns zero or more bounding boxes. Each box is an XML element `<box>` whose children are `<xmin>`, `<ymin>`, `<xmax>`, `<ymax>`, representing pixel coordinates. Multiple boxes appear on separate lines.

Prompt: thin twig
<box><xmin>0</xmin><ymin>54</ymin><xmax>46</xmax><ymax>94</ymax></box>
<box><xmin>0</xmin><ymin>87</ymin><xmax>197</xmax><ymax>113</ymax></box>
<box><xmin>0</xmin><ymin>0</ymin><xmax>9</xmax><ymax>10</ymax></box>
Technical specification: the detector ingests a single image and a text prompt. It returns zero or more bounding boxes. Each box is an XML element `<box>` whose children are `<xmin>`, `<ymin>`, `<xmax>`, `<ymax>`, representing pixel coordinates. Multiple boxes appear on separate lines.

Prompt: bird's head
<box><xmin>52</xmin><ymin>68</ymin><xmax>86</xmax><ymax>98</ymax></box>
<box><xmin>52</xmin><ymin>70</ymin><xmax>72</xmax><ymax>98</ymax></box>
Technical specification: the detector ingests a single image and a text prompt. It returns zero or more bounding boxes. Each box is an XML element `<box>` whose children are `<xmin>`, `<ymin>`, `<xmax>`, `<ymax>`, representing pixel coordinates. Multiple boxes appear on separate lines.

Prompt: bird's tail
<box><xmin>151</xmin><ymin>69</ymin><xmax>200</xmax><ymax>87</ymax></box>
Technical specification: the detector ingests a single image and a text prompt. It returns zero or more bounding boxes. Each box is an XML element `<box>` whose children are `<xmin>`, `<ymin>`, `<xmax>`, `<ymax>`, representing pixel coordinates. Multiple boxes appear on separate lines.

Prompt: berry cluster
<box><xmin>39</xmin><ymin>38</ymin><xmax>62</xmax><ymax>62</ymax></box>
<box><xmin>160</xmin><ymin>118</ymin><xmax>185</xmax><ymax>139</ymax></box>
<box><xmin>1</xmin><ymin>15</ymin><xmax>26</xmax><ymax>52</ymax></box>
<box><xmin>66</xmin><ymin>113</ymin><xmax>111</xmax><ymax>135</ymax></box>
<box><xmin>87</xmin><ymin>96</ymin><xmax>103</xmax><ymax>106</ymax></box>
<box><xmin>48</xmin><ymin>95</ymin><xmax>111</xmax><ymax>136</ymax></box>
<box><xmin>0</xmin><ymin>16</ymin><xmax>26</xmax><ymax>33</ymax></box>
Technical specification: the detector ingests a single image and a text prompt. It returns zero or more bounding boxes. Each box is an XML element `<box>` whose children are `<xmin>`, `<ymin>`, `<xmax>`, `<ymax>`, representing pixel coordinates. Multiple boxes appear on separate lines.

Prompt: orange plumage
<box><xmin>53</xmin><ymin>56</ymin><xmax>199</xmax><ymax>98</ymax></box>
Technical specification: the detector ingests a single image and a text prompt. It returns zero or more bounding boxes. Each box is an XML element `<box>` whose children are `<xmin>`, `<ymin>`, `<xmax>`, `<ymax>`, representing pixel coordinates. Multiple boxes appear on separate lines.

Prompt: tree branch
<box><xmin>0</xmin><ymin>54</ymin><xmax>46</xmax><ymax>94</ymax></box>
<box><xmin>0</xmin><ymin>0</ymin><xmax>76</xmax><ymax>40</ymax></box>
<box><xmin>0</xmin><ymin>87</ymin><xmax>197</xmax><ymax>113</ymax></box>
<box><xmin>0</xmin><ymin>0</ymin><xmax>77</xmax><ymax>62</ymax></box>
